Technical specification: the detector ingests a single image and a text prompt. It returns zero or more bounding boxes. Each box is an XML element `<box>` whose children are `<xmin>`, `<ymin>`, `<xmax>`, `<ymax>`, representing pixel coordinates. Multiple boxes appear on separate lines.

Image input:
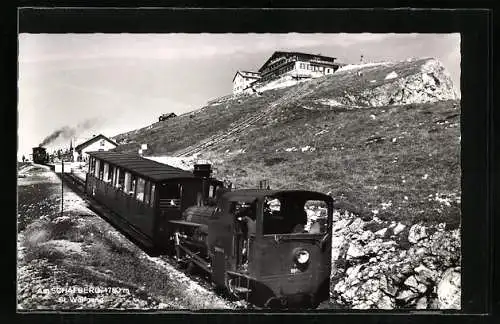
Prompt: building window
<box><xmin>327</xmin><ymin>68</ymin><xmax>330</xmax><ymax>73</ymax></box>
<box><xmin>100</xmin><ymin>139</ymin><xmax>105</xmax><ymax>146</ymax></box>
<box><xmin>300</xmin><ymin>63</ymin><xmax>304</xmax><ymax>69</ymax></box>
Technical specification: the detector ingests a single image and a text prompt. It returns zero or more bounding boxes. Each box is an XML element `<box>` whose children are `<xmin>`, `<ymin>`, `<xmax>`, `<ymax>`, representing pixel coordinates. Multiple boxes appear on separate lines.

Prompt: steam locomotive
<box><xmin>84</xmin><ymin>151</ymin><xmax>333</xmax><ymax>308</ymax></box>
<box><xmin>32</xmin><ymin>146</ymin><xmax>49</xmax><ymax>164</ymax></box>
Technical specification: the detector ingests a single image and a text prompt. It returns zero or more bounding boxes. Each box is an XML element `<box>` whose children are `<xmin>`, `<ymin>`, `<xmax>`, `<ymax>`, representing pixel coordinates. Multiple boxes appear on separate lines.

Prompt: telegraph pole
<box><xmin>61</xmin><ymin>159</ymin><xmax>64</xmax><ymax>217</ymax></box>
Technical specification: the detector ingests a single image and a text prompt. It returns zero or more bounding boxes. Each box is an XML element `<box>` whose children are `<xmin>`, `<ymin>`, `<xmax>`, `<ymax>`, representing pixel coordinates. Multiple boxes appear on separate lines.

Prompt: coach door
<box><xmin>158</xmin><ymin>182</ymin><xmax>182</xmax><ymax>220</ymax></box>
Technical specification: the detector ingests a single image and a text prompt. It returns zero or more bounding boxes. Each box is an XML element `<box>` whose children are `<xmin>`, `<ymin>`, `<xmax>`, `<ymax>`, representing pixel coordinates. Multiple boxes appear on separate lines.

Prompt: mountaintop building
<box><xmin>231</xmin><ymin>51</ymin><xmax>343</xmax><ymax>95</ymax></box>
<box><xmin>258</xmin><ymin>51</ymin><xmax>342</xmax><ymax>83</ymax></box>
<box><xmin>232</xmin><ymin>71</ymin><xmax>261</xmax><ymax>95</ymax></box>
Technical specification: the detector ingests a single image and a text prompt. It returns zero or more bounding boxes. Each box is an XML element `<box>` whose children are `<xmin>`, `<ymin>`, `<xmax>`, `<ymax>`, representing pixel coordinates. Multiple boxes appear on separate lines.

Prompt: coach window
<box><xmin>103</xmin><ymin>163</ymin><xmax>109</xmax><ymax>182</ymax></box>
<box><xmin>108</xmin><ymin>165</ymin><xmax>114</xmax><ymax>183</ymax></box>
<box><xmin>89</xmin><ymin>158</ymin><xmax>95</xmax><ymax>174</ymax></box>
<box><xmin>98</xmin><ymin>161</ymin><xmax>104</xmax><ymax>180</ymax></box>
<box><xmin>144</xmin><ymin>181</ymin><xmax>151</xmax><ymax>205</ymax></box>
<box><xmin>150</xmin><ymin>184</ymin><xmax>156</xmax><ymax>207</ymax></box>
<box><xmin>130</xmin><ymin>175</ymin><xmax>137</xmax><ymax>196</ymax></box>
<box><xmin>94</xmin><ymin>159</ymin><xmax>100</xmax><ymax>178</ymax></box>
<box><xmin>124</xmin><ymin>172</ymin><xmax>132</xmax><ymax>193</ymax></box>
<box><xmin>117</xmin><ymin>168</ymin><xmax>125</xmax><ymax>190</ymax></box>
<box><xmin>136</xmin><ymin>177</ymin><xmax>145</xmax><ymax>202</ymax></box>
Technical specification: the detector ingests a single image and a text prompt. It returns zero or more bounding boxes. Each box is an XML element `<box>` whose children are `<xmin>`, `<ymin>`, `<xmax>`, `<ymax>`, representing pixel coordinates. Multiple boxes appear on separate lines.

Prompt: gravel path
<box><xmin>17</xmin><ymin>164</ymin><xmax>235</xmax><ymax>310</ymax></box>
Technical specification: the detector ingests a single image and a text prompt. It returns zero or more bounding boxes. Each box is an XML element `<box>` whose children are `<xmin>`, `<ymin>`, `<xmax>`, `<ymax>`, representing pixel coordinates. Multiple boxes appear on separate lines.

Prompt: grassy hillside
<box><xmin>113</xmin><ymin>58</ymin><xmax>460</xmax><ymax>227</ymax></box>
<box><xmin>113</xmin><ymin>88</ymin><xmax>291</xmax><ymax>154</ymax></box>
<box><xmin>204</xmin><ymin>99</ymin><xmax>460</xmax><ymax>227</ymax></box>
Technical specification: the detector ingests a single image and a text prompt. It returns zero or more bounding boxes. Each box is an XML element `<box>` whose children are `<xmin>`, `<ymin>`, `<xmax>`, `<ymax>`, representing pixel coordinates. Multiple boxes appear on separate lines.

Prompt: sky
<box><xmin>18</xmin><ymin>33</ymin><xmax>460</xmax><ymax>160</ymax></box>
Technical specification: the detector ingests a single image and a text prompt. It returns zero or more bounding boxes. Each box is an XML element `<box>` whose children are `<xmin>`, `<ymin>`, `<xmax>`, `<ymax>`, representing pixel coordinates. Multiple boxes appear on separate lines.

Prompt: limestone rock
<box><xmin>408</xmin><ymin>224</ymin><xmax>427</xmax><ymax>243</ymax></box>
<box><xmin>348</xmin><ymin>218</ymin><xmax>365</xmax><ymax>233</ymax></box>
<box><xmin>393</xmin><ymin>222</ymin><xmax>406</xmax><ymax>235</ymax></box>
<box><xmin>396</xmin><ymin>290</ymin><xmax>419</xmax><ymax>303</ymax></box>
<box><xmin>416</xmin><ymin>296</ymin><xmax>428</xmax><ymax>309</ymax></box>
<box><xmin>437</xmin><ymin>268</ymin><xmax>461</xmax><ymax>309</ymax></box>
<box><xmin>404</xmin><ymin>275</ymin><xmax>419</xmax><ymax>290</ymax></box>
<box><xmin>346</xmin><ymin>243</ymin><xmax>365</xmax><ymax>259</ymax></box>
<box><xmin>352</xmin><ymin>302</ymin><xmax>371</xmax><ymax>309</ymax></box>
<box><xmin>376</xmin><ymin>295</ymin><xmax>395</xmax><ymax>309</ymax></box>
<box><xmin>374</xmin><ymin>228</ymin><xmax>388</xmax><ymax>237</ymax></box>
<box><xmin>359</xmin><ymin>230</ymin><xmax>375</xmax><ymax>242</ymax></box>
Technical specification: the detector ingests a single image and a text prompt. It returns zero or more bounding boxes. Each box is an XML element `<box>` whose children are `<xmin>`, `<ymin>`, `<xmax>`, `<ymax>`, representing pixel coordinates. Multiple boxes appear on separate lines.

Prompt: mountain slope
<box><xmin>113</xmin><ymin>58</ymin><xmax>460</xmax><ymax>226</ymax></box>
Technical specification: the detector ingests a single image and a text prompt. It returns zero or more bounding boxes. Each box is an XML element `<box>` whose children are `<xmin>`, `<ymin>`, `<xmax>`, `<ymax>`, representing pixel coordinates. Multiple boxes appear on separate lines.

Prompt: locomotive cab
<box><xmin>209</xmin><ymin>189</ymin><xmax>334</xmax><ymax>308</ymax></box>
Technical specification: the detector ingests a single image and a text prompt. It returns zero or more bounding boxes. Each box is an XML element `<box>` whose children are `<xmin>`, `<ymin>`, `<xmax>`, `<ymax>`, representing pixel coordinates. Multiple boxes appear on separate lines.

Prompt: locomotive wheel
<box><xmin>264</xmin><ymin>297</ymin><xmax>282</xmax><ymax>309</ymax></box>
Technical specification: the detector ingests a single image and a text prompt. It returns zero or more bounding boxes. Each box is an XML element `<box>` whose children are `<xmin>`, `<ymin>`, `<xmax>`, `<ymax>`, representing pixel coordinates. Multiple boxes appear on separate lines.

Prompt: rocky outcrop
<box><xmin>330</xmin><ymin>210</ymin><xmax>461</xmax><ymax>310</ymax></box>
<box><xmin>319</xmin><ymin>58</ymin><xmax>458</xmax><ymax>108</ymax></box>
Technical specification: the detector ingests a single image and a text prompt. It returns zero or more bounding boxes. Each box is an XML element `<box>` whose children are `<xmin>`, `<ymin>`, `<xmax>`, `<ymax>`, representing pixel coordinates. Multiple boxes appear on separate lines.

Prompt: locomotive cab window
<box><xmin>231</xmin><ymin>201</ymin><xmax>257</xmax><ymax>237</ymax></box>
<box><xmin>263</xmin><ymin>196</ymin><xmax>329</xmax><ymax>235</ymax></box>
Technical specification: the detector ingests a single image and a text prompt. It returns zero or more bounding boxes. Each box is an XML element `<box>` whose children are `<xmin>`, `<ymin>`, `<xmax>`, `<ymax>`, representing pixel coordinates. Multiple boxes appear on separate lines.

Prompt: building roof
<box><xmin>232</xmin><ymin>70</ymin><xmax>261</xmax><ymax>83</ymax></box>
<box><xmin>87</xmin><ymin>151</ymin><xmax>195</xmax><ymax>182</ymax></box>
<box><xmin>258</xmin><ymin>51</ymin><xmax>338</xmax><ymax>73</ymax></box>
<box><xmin>75</xmin><ymin>134</ymin><xmax>118</xmax><ymax>152</ymax></box>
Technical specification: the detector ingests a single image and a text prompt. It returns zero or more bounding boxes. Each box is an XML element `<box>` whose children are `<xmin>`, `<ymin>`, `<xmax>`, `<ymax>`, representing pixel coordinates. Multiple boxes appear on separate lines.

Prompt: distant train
<box><xmin>32</xmin><ymin>146</ymin><xmax>49</xmax><ymax>164</ymax></box>
<box><xmin>84</xmin><ymin>151</ymin><xmax>333</xmax><ymax>308</ymax></box>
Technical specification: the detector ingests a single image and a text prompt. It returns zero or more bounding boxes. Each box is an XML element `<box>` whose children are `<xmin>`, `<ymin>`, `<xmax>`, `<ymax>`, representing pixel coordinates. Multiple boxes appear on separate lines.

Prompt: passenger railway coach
<box><xmin>85</xmin><ymin>151</ymin><xmax>224</xmax><ymax>250</ymax></box>
<box><xmin>84</xmin><ymin>151</ymin><xmax>334</xmax><ymax>308</ymax></box>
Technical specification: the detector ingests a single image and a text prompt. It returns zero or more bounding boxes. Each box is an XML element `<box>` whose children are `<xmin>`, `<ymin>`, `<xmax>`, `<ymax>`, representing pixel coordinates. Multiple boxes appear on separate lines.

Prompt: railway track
<box><xmin>59</xmin><ymin>171</ymin><xmax>253</xmax><ymax>309</ymax></box>
<box><xmin>173</xmin><ymin>82</ymin><xmax>316</xmax><ymax>157</ymax></box>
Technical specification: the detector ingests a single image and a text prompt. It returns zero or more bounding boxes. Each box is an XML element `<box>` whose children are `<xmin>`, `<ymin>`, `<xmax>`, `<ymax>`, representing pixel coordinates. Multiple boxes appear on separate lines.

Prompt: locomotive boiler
<box><xmin>170</xmin><ymin>189</ymin><xmax>333</xmax><ymax>308</ymax></box>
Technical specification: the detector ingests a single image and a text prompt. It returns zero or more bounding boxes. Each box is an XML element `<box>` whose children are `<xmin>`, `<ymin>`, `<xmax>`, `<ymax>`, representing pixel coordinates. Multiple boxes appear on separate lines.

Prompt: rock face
<box><xmin>330</xmin><ymin>210</ymin><xmax>461</xmax><ymax>310</ymax></box>
<box><xmin>323</xmin><ymin>58</ymin><xmax>458</xmax><ymax>108</ymax></box>
<box><xmin>436</xmin><ymin>268</ymin><xmax>461</xmax><ymax>309</ymax></box>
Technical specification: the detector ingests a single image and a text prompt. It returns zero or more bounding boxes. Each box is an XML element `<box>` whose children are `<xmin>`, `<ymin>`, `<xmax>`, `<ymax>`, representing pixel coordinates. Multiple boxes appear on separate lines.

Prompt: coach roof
<box><xmin>88</xmin><ymin>151</ymin><xmax>195</xmax><ymax>182</ymax></box>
